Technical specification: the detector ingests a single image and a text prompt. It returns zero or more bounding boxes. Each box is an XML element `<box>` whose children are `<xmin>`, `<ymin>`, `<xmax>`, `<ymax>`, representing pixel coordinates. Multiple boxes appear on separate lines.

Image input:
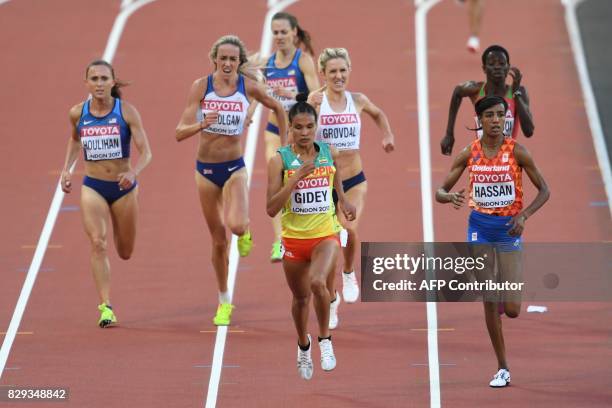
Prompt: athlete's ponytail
<box><xmin>272</xmin><ymin>12</ymin><xmax>314</xmax><ymax>56</ymax></box>
<box><xmin>85</xmin><ymin>60</ymin><xmax>129</xmax><ymax>99</ymax></box>
<box><xmin>288</xmin><ymin>92</ymin><xmax>317</xmax><ymax>123</ymax></box>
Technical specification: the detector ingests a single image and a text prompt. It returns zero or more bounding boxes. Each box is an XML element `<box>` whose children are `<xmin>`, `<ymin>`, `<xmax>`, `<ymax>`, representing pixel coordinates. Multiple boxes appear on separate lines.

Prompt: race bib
<box><xmin>201</xmin><ymin>100</ymin><xmax>244</xmax><ymax>136</ymax></box>
<box><xmin>472</xmin><ymin>181</ymin><xmax>515</xmax><ymax>208</ymax></box>
<box><xmin>318</xmin><ymin>114</ymin><xmax>360</xmax><ymax>150</ymax></box>
<box><xmin>80</xmin><ymin>125</ymin><xmax>123</xmax><ymax>161</ymax></box>
<box><xmin>267</xmin><ymin>77</ymin><xmax>298</xmax><ymax>112</ymax></box>
<box><xmin>291</xmin><ymin>177</ymin><xmax>331</xmax><ymax>214</ymax></box>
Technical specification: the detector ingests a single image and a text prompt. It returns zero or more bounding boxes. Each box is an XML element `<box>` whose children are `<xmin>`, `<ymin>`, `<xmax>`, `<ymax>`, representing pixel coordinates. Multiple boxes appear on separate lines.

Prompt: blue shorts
<box><xmin>265</xmin><ymin>122</ymin><xmax>280</xmax><ymax>136</ymax></box>
<box><xmin>83</xmin><ymin>176</ymin><xmax>137</xmax><ymax>206</ymax></box>
<box><xmin>467</xmin><ymin>210</ymin><xmax>522</xmax><ymax>252</ymax></box>
<box><xmin>196</xmin><ymin>157</ymin><xmax>245</xmax><ymax>188</ymax></box>
<box><xmin>332</xmin><ymin>171</ymin><xmax>366</xmax><ymax>205</ymax></box>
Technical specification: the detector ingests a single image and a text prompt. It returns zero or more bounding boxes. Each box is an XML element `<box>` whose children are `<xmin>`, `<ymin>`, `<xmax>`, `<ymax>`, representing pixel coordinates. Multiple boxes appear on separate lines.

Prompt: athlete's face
<box><xmin>482</xmin><ymin>52</ymin><xmax>509</xmax><ymax>81</ymax></box>
<box><xmin>272</xmin><ymin>19</ymin><xmax>296</xmax><ymax>51</ymax></box>
<box><xmin>480</xmin><ymin>103</ymin><xmax>506</xmax><ymax>138</ymax></box>
<box><xmin>215</xmin><ymin>44</ymin><xmax>241</xmax><ymax>76</ymax></box>
<box><xmin>85</xmin><ymin>65</ymin><xmax>115</xmax><ymax>99</ymax></box>
<box><xmin>323</xmin><ymin>58</ymin><xmax>350</xmax><ymax>92</ymax></box>
<box><xmin>290</xmin><ymin>113</ymin><xmax>317</xmax><ymax>147</ymax></box>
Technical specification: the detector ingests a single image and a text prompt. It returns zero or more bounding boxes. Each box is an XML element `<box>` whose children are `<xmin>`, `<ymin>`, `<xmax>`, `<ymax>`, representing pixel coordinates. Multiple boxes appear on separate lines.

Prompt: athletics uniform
<box><xmin>78</xmin><ymin>98</ymin><xmax>137</xmax><ymax>205</ymax></box>
<box><xmin>316</xmin><ymin>92</ymin><xmax>366</xmax><ymax>196</ymax></box>
<box><xmin>467</xmin><ymin>137</ymin><xmax>523</xmax><ymax>251</ymax></box>
<box><xmin>279</xmin><ymin>142</ymin><xmax>341</xmax><ymax>261</ymax></box>
<box><xmin>474</xmin><ymin>85</ymin><xmax>519</xmax><ymax>139</ymax></box>
<box><xmin>197</xmin><ymin>74</ymin><xmax>250</xmax><ymax>187</ymax></box>
<box><xmin>264</xmin><ymin>49</ymin><xmax>309</xmax><ymax>135</ymax></box>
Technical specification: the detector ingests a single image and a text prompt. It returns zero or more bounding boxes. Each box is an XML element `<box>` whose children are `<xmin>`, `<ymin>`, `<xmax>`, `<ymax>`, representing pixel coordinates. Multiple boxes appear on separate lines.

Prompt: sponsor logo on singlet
<box><xmin>80</xmin><ymin>125</ymin><xmax>123</xmax><ymax>160</ymax></box>
<box><xmin>266</xmin><ymin>76</ymin><xmax>298</xmax><ymax>111</ymax></box>
<box><xmin>471</xmin><ymin>164</ymin><xmax>515</xmax><ymax>208</ymax></box>
<box><xmin>201</xmin><ymin>99</ymin><xmax>244</xmax><ymax>135</ymax></box>
<box><xmin>318</xmin><ymin>114</ymin><xmax>359</xmax><ymax>149</ymax></box>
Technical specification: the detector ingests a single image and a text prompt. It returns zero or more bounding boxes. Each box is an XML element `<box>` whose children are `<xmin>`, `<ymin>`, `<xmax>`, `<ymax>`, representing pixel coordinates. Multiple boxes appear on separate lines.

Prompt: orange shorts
<box><xmin>282</xmin><ymin>235</ymin><xmax>340</xmax><ymax>262</ymax></box>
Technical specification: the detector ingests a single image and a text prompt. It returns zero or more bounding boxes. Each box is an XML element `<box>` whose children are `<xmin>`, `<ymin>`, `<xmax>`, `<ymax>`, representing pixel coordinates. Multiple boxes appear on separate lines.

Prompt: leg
<box><xmin>310</xmin><ymin>239</ymin><xmax>340</xmax><ymax>338</ymax></box>
<box><xmin>282</xmin><ymin>259</ymin><xmax>312</xmax><ymax>347</ymax></box>
<box><xmin>223</xmin><ymin>169</ymin><xmax>249</xmax><ymax>237</ymax></box>
<box><xmin>497</xmin><ymin>251</ymin><xmax>523</xmax><ymax>318</ymax></box>
<box><xmin>264</xmin><ymin>131</ymin><xmax>283</xmax><ymax>244</ymax></box>
<box><xmin>467</xmin><ymin>0</ymin><xmax>484</xmax><ymax>37</ymax></box>
<box><xmin>109</xmin><ymin>187</ymin><xmax>139</xmax><ymax>260</ymax></box>
<box><xmin>195</xmin><ymin>172</ymin><xmax>228</xmax><ymax>293</ymax></box>
<box><xmin>81</xmin><ymin>186</ymin><xmax>112</xmax><ymax>305</ymax></box>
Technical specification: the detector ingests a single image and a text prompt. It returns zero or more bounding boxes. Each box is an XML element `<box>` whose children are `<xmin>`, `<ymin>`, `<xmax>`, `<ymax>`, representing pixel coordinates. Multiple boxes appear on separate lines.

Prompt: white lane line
<box><xmin>203</xmin><ymin>1</ymin><xmax>298</xmax><ymax>407</ymax></box>
<box><xmin>562</xmin><ymin>0</ymin><xmax>612</xmax><ymax>218</ymax></box>
<box><xmin>0</xmin><ymin>0</ymin><xmax>157</xmax><ymax>381</ymax></box>
<box><xmin>0</xmin><ymin>0</ymin><xmax>13</xmax><ymax>6</ymax></box>
<box><xmin>414</xmin><ymin>0</ymin><xmax>443</xmax><ymax>407</ymax></box>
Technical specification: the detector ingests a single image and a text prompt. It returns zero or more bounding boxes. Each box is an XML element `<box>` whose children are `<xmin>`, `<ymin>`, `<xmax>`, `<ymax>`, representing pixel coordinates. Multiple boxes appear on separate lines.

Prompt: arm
<box><xmin>506</xmin><ymin>143</ymin><xmax>550</xmax><ymax>235</ymax></box>
<box><xmin>119</xmin><ymin>101</ymin><xmax>153</xmax><ymax>189</ymax></box>
<box><xmin>441</xmin><ymin>81</ymin><xmax>481</xmax><ymax>155</ymax></box>
<box><xmin>247</xmin><ymin>79</ymin><xmax>288</xmax><ymax>145</ymax></box>
<box><xmin>266</xmin><ymin>154</ymin><xmax>315</xmax><ymax>217</ymax></box>
<box><xmin>509</xmin><ymin>67</ymin><xmax>534</xmax><ymax>137</ymax></box>
<box><xmin>60</xmin><ymin>104</ymin><xmax>83</xmax><ymax>193</ymax></box>
<box><xmin>355</xmin><ymin>93</ymin><xmax>395</xmax><ymax>153</ymax></box>
<box><xmin>299</xmin><ymin>52</ymin><xmax>320</xmax><ymax>96</ymax></box>
<box><xmin>175</xmin><ymin>78</ymin><xmax>217</xmax><ymax>142</ymax></box>
<box><xmin>435</xmin><ymin>146</ymin><xmax>471</xmax><ymax>208</ymax></box>
<box><xmin>331</xmin><ymin>146</ymin><xmax>356</xmax><ymax>220</ymax></box>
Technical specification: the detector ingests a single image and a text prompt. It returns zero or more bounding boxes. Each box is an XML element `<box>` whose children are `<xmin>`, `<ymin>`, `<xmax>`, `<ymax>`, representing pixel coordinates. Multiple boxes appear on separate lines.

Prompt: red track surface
<box><xmin>0</xmin><ymin>0</ymin><xmax>609</xmax><ymax>407</ymax></box>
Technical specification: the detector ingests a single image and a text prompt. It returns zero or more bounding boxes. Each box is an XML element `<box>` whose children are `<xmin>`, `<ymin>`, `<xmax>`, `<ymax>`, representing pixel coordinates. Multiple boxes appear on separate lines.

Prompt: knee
<box><xmin>117</xmin><ymin>246</ymin><xmax>133</xmax><ymax>260</ymax></box>
<box><xmin>211</xmin><ymin>231</ymin><xmax>228</xmax><ymax>253</ymax></box>
<box><xmin>310</xmin><ymin>278</ymin><xmax>327</xmax><ymax>294</ymax></box>
<box><xmin>90</xmin><ymin>236</ymin><xmax>107</xmax><ymax>255</ymax></box>
<box><xmin>228</xmin><ymin>222</ymin><xmax>248</xmax><ymax>237</ymax></box>
<box><xmin>505</xmin><ymin>308</ymin><xmax>520</xmax><ymax>319</ymax></box>
<box><xmin>293</xmin><ymin>294</ymin><xmax>310</xmax><ymax>308</ymax></box>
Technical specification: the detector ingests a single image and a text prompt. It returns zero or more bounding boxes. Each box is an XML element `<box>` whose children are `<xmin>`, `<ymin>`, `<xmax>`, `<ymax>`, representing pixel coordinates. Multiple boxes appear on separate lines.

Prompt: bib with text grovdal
<box><xmin>267</xmin><ymin>77</ymin><xmax>298</xmax><ymax>112</ymax></box>
<box><xmin>471</xmin><ymin>165</ymin><xmax>515</xmax><ymax>208</ymax></box>
<box><xmin>80</xmin><ymin>125</ymin><xmax>123</xmax><ymax>161</ymax></box>
<box><xmin>291</xmin><ymin>176</ymin><xmax>331</xmax><ymax>215</ymax></box>
<box><xmin>316</xmin><ymin>91</ymin><xmax>362</xmax><ymax>151</ymax></box>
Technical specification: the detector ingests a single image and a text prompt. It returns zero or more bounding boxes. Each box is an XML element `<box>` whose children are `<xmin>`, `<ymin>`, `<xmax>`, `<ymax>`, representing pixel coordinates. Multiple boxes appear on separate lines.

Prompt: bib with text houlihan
<box><xmin>265</xmin><ymin>49</ymin><xmax>309</xmax><ymax>112</ymax></box>
<box><xmin>278</xmin><ymin>142</ymin><xmax>341</xmax><ymax>239</ymax></box>
<box><xmin>316</xmin><ymin>91</ymin><xmax>361</xmax><ymax>151</ymax></box>
<box><xmin>468</xmin><ymin>137</ymin><xmax>523</xmax><ymax>216</ymax></box>
<box><xmin>200</xmin><ymin>74</ymin><xmax>250</xmax><ymax>137</ymax></box>
<box><xmin>77</xmin><ymin>98</ymin><xmax>131</xmax><ymax>162</ymax></box>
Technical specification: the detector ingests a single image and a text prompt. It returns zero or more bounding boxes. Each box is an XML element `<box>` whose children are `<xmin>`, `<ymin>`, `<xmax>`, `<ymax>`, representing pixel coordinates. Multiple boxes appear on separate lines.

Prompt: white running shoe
<box><xmin>319</xmin><ymin>338</ymin><xmax>336</xmax><ymax>371</ymax></box>
<box><xmin>489</xmin><ymin>368</ymin><xmax>511</xmax><ymax>387</ymax></box>
<box><xmin>297</xmin><ymin>334</ymin><xmax>313</xmax><ymax>380</ymax></box>
<box><xmin>339</xmin><ymin>228</ymin><xmax>348</xmax><ymax>247</ymax></box>
<box><xmin>467</xmin><ymin>36</ymin><xmax>480</xmax><ymax>53</ymax></box>
<box><xmin>342</xmin><ymin>271</ymin><xmax>360</xmax><ymax>303</ymax></box>
<box><xmin>329</xmin><ymin>291</ymin><xmax>341</xmax><ymax>330</ymax></box>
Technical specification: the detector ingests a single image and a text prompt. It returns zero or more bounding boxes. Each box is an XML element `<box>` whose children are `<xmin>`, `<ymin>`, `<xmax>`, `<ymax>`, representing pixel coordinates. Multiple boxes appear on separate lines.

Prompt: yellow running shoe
<box><xmin>213</xmin><ymin>303</ymin><xmax>235</xmax><ymax>326</ymax></box>
<box><xmin>270</xmin><ymin>240</ymin><xmax>282</xmax><ymax>263</ymax></box>
<box><xmin>98</xmin><ymin>303</ymin><xmax>117</xmax><ymax>328</ymax></box>
<box><xmin>237</xmin><ymin>231</ymin><xmax>253</xmax><ymax>257</ymax></box>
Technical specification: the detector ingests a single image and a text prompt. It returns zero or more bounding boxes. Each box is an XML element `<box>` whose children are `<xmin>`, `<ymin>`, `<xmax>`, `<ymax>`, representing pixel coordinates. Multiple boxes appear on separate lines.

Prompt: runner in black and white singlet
<box><xmin>308</xmin><ymin>48</ymin><xmax>395</xmax><ymax>329</ymax></box>
<box><xmin>60</xmin><ymin>60</ymin><xmax>153</xmax><ymax>328</ymax></box>
<box><xmin>175</xmin><ymin>35</ymin><xmax>287</xmax><ymax>327</ymax></box>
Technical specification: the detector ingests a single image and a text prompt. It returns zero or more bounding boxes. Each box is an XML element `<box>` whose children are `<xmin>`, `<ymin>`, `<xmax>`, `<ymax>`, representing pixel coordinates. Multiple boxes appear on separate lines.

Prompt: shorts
<box><xmin>196</xmin><ymin>157</ymin><xmax>245</xmax><ymax>188</ymax></box>
<box><xmin>282</xmin><ymin>234</ymin><xmax>340</xmax><ymax>262</ymax></box>
<box><xmin>265</xmin><ymin>123</ymin><xmax>280</xmax><ymax>136</ymax></box>
<box><xmin>83</xmin><ymin>176</ymin><xmax>137</xmax><ymax>206</ymax></box>
<box><xmin>332</xmin><ymin>171</ymin><xmax>366</xmax><ymax>205</ymax></box>
<box><xmin>467</xmin><ymin>210</ymin><xmax>522</xmax><ymax>252</ymax></box>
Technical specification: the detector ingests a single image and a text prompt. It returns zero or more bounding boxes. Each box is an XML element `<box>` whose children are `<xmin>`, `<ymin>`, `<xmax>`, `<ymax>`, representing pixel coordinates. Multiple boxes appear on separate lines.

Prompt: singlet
<box><xmin>468</xmin><ymin>137</ymin><xmax>523</xmax><ymax>216</ymax></box>
<box><xmin>200</xmin><ymin>74</ymin><xmax>250</xmax><ymax>136</ymax></box>
<box><xmin>77</xmin><ymin>98</ymin><xmax>131</xmax><ymax>162</ymax></box>
<box><xmin>474</xmin><ymin>84</ymin><xmax>519</xmax><ymax>139</ymax></box>
<box><xmin>279</xmin><ymin>142</ymin><xmax>341</xmax><ymax>239</ymax></box>
<box><xmin>265</xmin><ymin>49</ymin><xmax>309</xmax><ymax>112</ymax></box>
<box><xmin>315</xmin><ymin>92</ymin><xmax>362</xmax><ymax>151</ymax></box>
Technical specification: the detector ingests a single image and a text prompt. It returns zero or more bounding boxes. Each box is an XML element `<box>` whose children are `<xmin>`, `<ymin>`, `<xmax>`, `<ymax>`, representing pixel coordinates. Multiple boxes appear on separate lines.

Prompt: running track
<box><xmin>0</xmin><ymin>0</ymin><xmax>609</xmax><ymax>407</ymax></box>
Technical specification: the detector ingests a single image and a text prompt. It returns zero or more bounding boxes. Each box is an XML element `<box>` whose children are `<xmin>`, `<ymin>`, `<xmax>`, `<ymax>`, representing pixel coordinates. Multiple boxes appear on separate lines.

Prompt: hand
<box><xmin>117</xmin><ymin>171</ymin><xmax>136</xmax><ymax>190</ymax></box>
<box><xmin>245</xmin><ymin>116</ymin><xmax>253</xmax><ymax>128</ymax></box>
<box><xmin>61</xmin><ymin>170</ymin><xmax>72</xmax><ymax>193</ymax></box>
<box><xmin>200</xmin><ymin>111</ymin><xmax>219</xmax><ymax>129</ymax></box>
<box><xmin>339</xmin><ymin>199</ymin><xmax>356</xmax><ymax>221</ymax></box>
<box><xmin>307</xmin><ymin>90</ymin><xmax>323</xmax><ymax>107</ymax></box>
<box><xmin>382</xmin><ymin>134</ymin><xmax>395</xmax><ymax>153</ymax></box>
<box><xmin>507</xmin><ymin>214</ymin><xmax>526</xmax><ymax>236</ymax></box>
<box><xmin>441</xmin><ymin>133</ymin><xmax>455</xmax><ymax>156</ymax></box>
<box><xmin>448</xmin><ymin>188</ymin><xmax>465</xmax><ymax>209</ymax></box>
<box><xmin>509</xmin><ymin>66</ymin><xmax>522</xmax><ymax>93</ymax></box>
<box><xmin>295</xmin><ymin>159</ymin><xmax>315</xmax><ymax>180</ymax></box>
<box><xmin>272</xmin><ymin>86</ymin><xmax>295</xmax><ymax>99</ymax></box>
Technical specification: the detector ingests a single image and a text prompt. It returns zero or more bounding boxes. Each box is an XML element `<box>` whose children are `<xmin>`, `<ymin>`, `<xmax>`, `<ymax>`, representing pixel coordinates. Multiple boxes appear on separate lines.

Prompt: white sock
<box><xmin>219</xmin><ymin>291</ymin><xmax>230</xmax><ymax>304</ymax></box>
